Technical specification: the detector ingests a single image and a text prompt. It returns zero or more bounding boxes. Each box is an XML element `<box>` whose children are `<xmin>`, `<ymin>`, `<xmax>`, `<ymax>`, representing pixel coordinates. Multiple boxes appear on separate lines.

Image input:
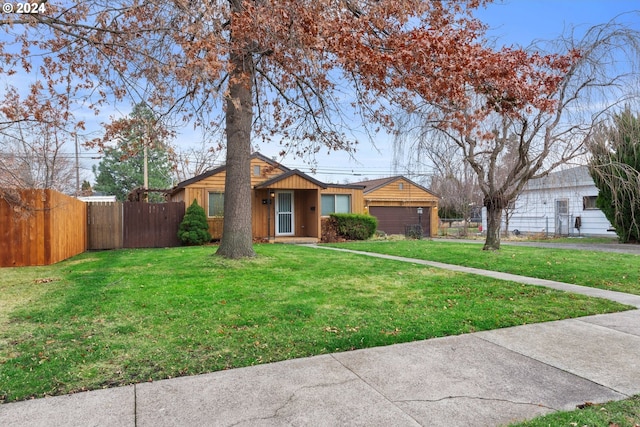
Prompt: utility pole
<box><xmin>143</xmin><ymin>118</ymin><xmax>150</xmax><ymax>202</ymax></box>
<box><xmin>75</xmin><ymin>134</ymin><xmax>80</xmax><ymax>196</ymax></box>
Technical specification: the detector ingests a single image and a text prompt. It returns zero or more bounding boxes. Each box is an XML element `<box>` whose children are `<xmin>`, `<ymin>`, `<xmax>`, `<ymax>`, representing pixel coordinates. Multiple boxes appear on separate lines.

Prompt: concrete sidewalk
<box><xmin>2</xmin><ymin>310</ymin><xmax>639</xmax><ymax>426</ymax></box>
<box><xmin>2</xmin><ymin>248</ymin><xmax>640</xmax><ymax>426</ymax></box>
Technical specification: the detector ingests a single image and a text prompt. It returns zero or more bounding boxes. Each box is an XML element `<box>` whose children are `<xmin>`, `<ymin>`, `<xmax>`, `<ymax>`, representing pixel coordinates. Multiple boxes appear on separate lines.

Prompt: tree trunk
<box><xmin>216</xmin><ymin>45</ymin><xmax>256</xmax><ymax>258</ymax></box>
<box><xmin>483</xmin><ymin>204</ymin><xmax>502</xmax><ymax>250</ymax></box>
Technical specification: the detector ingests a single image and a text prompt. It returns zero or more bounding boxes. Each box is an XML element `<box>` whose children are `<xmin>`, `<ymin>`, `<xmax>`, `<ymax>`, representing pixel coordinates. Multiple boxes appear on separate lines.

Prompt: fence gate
<box><xmin>87</xmin><ymin>202</ymin><xmax>123</xmax><ymax>250</ymax></box>
<box><xmin>123</xmin><ymin>202</ymin><xmax>185</xmax><ymax>248</ymax></box>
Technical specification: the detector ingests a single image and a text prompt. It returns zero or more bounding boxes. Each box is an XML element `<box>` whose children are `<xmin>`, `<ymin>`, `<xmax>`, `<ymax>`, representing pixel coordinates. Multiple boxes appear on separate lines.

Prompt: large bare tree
<box><xmin>395</xmin><ymin>17</ymin><xmax>640</xmax><ymax>250</ymax></box>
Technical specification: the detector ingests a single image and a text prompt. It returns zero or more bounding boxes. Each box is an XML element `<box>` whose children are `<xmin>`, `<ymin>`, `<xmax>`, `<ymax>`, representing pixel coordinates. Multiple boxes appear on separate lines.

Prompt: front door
<box><xmin>276</xmin><ymin>191</ymin><xmax>294</xmax><ymax>236</ymax></box>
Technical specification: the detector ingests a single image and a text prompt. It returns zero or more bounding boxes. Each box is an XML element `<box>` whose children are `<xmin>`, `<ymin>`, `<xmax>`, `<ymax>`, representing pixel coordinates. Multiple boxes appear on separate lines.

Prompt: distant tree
<box><xmin>80</xmin><ymin>180</ymin><xmax>93</xmax><ymax>196</ymax></box>
<box><xmin>173</xmin><ymin>140</ymin><xmax>224</xmax><ymax>183</ymax></box>
<box><xmin>93</xmin><ymin>145</ymin><xmax>173</xmax><ymax>201</ymax></box>
<box><xmin>589</xmin><ymin>109</ymin><xmax>640</xmax><ymax>243</ymax></box>
<box><xmin>93</xmin><ymin>103</ymin><xmax>174</xmax><ymax>201</ymax></box>
<box><xmin>0</xmin><ymin>110</ymin><xmax>77</xmax><ymax>195</ymax></box>
<box><xmin>178</xmin><ymin>200</ymin><xmax>212</xmax><ymax>246</ymax></box>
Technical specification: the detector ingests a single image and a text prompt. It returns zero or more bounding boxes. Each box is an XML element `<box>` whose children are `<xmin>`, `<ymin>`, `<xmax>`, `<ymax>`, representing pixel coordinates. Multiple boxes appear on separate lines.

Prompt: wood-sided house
<box><xmin>169</xmin><ymin>152</ymin><xmax>438</xmax><ymax>241</ymax></box>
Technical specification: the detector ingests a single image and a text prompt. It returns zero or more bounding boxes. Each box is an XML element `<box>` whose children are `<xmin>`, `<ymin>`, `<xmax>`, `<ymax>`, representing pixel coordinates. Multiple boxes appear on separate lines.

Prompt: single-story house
<box><xmin>169</xmin><ymin>152</ymin><xmax>439</xmax><ymax>241</ymax></box>
<box><xmin>481</xmin><ymin>165</ymin><xmax>616</xmax><ymax>237</ymax></box>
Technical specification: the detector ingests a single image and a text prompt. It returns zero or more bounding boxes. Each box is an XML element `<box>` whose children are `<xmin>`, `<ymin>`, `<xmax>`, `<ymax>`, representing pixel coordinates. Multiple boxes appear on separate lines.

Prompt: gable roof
<box><xmin>171</xmin><ymin>152</ymin><xmax>290</xmax><ymax>193</ymax></box>
<box><xmin>351</xmin><ymin>176</ymin><xmax>400</xmax><ymax>193</ymax></box>
<box><xmin>254</xmin><ymin>169</ymin><xmax>328</xmax><ymax>189</ymax></box>
<box><xmin>525</xmin><ymin>166</ymin><xmax>594</xmax><ymax>191</ymax></box>
<box><xmin>351</xmin><ymin>175</ymin><xmax>436</xmax><ymax>196</ymax></box>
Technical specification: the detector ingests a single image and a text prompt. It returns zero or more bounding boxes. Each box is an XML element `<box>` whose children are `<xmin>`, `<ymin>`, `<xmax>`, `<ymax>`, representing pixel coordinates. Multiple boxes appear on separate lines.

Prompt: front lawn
<box><xmin>0</xmin><ymin>244</ymin><xmax>631</xmax><ymax>403</ymax></box>
<box><xmin>327</xmin><ymin>240</ymin><xmax>640</xmax><ymax>295</ymax></box>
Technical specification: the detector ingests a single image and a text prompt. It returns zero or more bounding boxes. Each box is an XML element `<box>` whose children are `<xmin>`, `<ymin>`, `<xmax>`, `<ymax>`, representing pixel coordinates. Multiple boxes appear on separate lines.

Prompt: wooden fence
<box><xmin>1</xmin><ymin>191</ymin><xmax>185</xmax><ymax>267</ymax></box>
<box><xmin>87</xmin><ymin>201</ymin><xmax>185</xmax><ymax>250</ymax></box>
<box><xmin>0</xmin><ymin>189</ymin><xmax>87</xmax><ymax>267</ymax></box>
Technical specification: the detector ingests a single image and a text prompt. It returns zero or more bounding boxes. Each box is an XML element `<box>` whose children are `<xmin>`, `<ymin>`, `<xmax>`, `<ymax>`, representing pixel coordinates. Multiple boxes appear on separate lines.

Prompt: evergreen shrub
<box><xmin>178</xmin><ymin>199</ymin><xmax>212</xmax><ymax>245</ymax></box>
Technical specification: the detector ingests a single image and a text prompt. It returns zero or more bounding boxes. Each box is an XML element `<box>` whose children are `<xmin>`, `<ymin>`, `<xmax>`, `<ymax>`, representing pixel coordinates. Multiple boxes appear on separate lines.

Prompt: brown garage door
<box><xmin>369</xmin><ymin>206</ymin><xmax>431</xmax><ymax>236</ymax></box>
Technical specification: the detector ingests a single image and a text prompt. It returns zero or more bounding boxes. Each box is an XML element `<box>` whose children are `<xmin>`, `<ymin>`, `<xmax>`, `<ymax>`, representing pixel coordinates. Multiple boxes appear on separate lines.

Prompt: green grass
<box><xmin>0</xmin><ymin>244</ymin><xmax>632</xmax><ymax>403</ymax></box>
<box><xmin>327</xmin><ymin>240</ymin><xmax>640</xmax><ymax>295</ymax></box>
<box><xmin>522</xmin><ymin>236</ymin><xmax>619</xmax><ymax>244</ymax></box>
<box><xmin>508</xmin><ymin>395</ymin><xmax>640</xmax><ymax>426</ymax></box>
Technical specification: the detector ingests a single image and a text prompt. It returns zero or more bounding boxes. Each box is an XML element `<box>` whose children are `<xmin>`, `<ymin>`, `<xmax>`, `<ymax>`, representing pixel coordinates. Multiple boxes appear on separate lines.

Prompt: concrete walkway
<box><xmin>2</xmin><ymin>247</ymin><xmax>640</xmax><ymax>426</ymax></box>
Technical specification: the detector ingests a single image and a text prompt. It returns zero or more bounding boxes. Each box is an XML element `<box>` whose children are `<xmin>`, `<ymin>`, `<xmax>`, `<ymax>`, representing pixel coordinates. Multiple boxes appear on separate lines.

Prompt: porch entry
<box><xmin>275</xmin><ymin>191</ymin><xmax>294</xmax><ymax>236</ymax></box>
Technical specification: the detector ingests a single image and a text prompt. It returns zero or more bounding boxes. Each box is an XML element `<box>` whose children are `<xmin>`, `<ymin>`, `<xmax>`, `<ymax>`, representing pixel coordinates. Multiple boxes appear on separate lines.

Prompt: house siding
<box><xmin>482</xmin><ymin>166</ymin><xmax>616</xmax><ymax>237</ymax></box>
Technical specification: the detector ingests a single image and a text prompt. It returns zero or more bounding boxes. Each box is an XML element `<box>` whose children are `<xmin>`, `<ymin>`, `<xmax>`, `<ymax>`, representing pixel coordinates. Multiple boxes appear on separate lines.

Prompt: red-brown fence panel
<box><xmin>122</xmin><ymin>202</ymin><xmax>185</xmax><ymax>248</ymax></box>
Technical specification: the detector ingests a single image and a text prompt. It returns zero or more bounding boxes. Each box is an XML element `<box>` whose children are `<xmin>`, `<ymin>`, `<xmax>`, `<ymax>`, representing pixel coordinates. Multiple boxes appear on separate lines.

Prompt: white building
<box><xmin>76</xmin><ymin>195</ymin><xmax>117</xmax><ymax>203</ymax></box>
<box><xmin>482</xmin><ymin>166</ymin><xmax>616</xmax><ymax>237</ymax></box>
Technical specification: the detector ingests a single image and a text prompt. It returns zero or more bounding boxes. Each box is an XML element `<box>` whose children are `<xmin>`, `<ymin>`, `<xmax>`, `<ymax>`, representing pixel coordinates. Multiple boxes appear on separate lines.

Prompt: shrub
<box><xmin>178</xmin><ymin>199</ymin><xmax>212</xmax><ymax>245</ymax></box>
<box><xmin>330</xmin><ymin>213</ymin><xmax>377</xmax><ymax>240</ymax></box>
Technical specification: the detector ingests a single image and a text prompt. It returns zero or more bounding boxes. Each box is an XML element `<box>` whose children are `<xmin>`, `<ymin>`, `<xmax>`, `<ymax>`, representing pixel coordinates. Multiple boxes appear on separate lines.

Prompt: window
<box><xmin>253</xmin><ymin>165</ymin><xmax>261</xmax><ymax>177</ymax></box>
<box><xmin>208</xmin><ymin>192</ymin><xmax>224</xmax><ymax>217</ymax></box>
<box><xmin>398</xmin><ymin>182</ymin><xmax>404</xmax><ymax>190</ymax></box>
<box><xmin>583</xmin><ymin>195</ymin><xmax>597</xmax><ymax>210</ymax></box>
<box><xmin>321</xmin><ymin>194</ymin><xmax>351</xmax><ymax>215</ymax></box>
<box><xmin>556</xmin><ymin>199</ymin><xmax>569</xmax><ymax>214</ymax></box>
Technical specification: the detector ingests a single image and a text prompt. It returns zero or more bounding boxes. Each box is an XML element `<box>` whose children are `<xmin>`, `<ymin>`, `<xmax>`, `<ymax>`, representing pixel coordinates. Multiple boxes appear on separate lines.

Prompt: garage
<box><xmin>369</xmin><ymin>206</ymin><xmax>431</xmax><ymax>236</ymax></box>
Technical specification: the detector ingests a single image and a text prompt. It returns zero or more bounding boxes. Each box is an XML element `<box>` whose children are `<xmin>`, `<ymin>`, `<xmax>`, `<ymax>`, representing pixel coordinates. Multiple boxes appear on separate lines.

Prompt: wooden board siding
<box><xmin>253</xmin><ymin>189</ymin><xmax>271</xmax><ymax>239</ymax></box>
<box><xmin>267</xmin><ymin>174</ymin><xmax>322</xmax><ymax>190</ymax></box>
<box><xmin>294</xmin><ymin>190</ymin><xmax>319</xmax><ymax>237</ymax></box>
<box><xmin>365</xmin><ymin>178</ymin><xmax>438</xmax><ymax>203</ymax></box>
<box><xmin>1</xmin><ymin>189</ymin><xmax>86</xmax><ymax>267</ymax></box>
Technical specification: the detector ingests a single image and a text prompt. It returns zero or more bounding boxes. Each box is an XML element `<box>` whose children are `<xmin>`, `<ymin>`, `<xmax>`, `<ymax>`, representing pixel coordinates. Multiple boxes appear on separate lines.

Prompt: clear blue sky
<box><xmin>477</xmin><ymin>0</ymin><xmax>639</xmax><ymax>46</ymax></box>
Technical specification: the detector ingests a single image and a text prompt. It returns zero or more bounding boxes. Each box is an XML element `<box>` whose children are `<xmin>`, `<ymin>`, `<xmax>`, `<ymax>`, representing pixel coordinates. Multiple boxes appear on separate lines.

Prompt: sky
<box><xmin>259</xmin><ymin>0</ymin><xmax>640</xmax><ymax>184</ymax></box>
<box><xmin>5</xmin><ymin>1</ymin><xmax>640</xmax><ymax>186</ymax></box>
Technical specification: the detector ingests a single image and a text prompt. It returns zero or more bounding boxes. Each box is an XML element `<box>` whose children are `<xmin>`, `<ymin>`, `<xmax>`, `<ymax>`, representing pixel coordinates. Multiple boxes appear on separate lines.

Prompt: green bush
<box><xmin>330</xmin><ymin>213</ymin><xmax>377</xmax><ymax>240</ymax></box>
<box><xmin>178</xmin><ymin>199</ymin><xmax>212</xmax><ymax>245</ymax></box>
